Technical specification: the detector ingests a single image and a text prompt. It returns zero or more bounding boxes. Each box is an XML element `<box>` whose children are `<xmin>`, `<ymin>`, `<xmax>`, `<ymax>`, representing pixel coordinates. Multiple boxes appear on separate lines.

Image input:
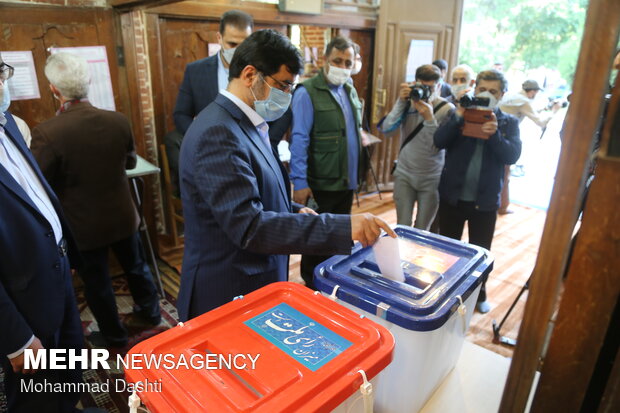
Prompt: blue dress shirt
<box><xmin>217</xmin><ymin>52</ymin><xmax>229</xmax><ymax>93</ymax></box>
<box><xmin>290</xmin><ymin>85</ymin><xmax>359</xmax><ymax>191</ymax></box>
<box><xmin>0</xmin><ymin>114</ymin><xmax>62</xmax><ymax>243</ymax></box>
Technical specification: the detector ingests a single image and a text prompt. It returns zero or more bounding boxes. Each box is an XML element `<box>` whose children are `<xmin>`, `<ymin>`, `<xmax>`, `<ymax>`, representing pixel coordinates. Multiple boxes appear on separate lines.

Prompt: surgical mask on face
<box><xmin>351</xmin><ymin>60</ymin><xmax>362</xmax><ymax>75</ymax></box>
<box><xmin>476</xmin><ymin>91</ymin><xmax>499</xmax><ymax>109</ymax></box>
<box><xmin>221</xmin><ymin>47</ymin><xmax>236</xmax><ymax>65</ymax></box>
<box><xmin>0</xmin><ymin>80</ymin><xmax>10</xmax><ymax>113</ymax></box>
<box><xmin>326</xmin><ymin>65</ymin><xmax>351</xmax><ymax>86</ymax></box>
<box><xmin>451</xmin><ymin>83</ymin><xmax>469</xmax><ymax>96</ymax></box>
<box><xmin>428</xmin><ymin>85</ymin><xmax>440</xmax><ymax>102</ymax></box>
<box><xmin>251</xmin><ymin>75</ymin><xmax>292</xmax><ymax>122</ymax></box>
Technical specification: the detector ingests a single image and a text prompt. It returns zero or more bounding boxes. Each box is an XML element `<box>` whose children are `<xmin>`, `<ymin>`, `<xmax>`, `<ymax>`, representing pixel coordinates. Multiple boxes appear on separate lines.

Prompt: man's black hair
<box><xmin>219</xmin><ymin>10</ymin><xmax>254</xmax><ymax>34</ymax></box>
<box><xmin>416</xmin><ymin>64</ymin><xmax>441</xmax><ymax>82</ymax></box>
<box><xmin>432</xmin><ymin>59</ymin><xmax>448</xmax><ymax>71</ymax></box>
<box><xmin>325</xmin><ymin>36</ymin><xmax>354</xmax><ymax>58</ymax></box>
<box><xmin>229</xmin><ymin>29</ymin><xmax>303</xmax><ymax>80</ymax></box>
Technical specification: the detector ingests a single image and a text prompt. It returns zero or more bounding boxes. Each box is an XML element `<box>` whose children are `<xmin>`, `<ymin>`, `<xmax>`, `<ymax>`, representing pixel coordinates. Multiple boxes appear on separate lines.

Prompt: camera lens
<box><xmin>459</xmin><ymin>94</ymin><xmax>473</xmax><ymax>107</ymax></box>
<box><xmin>410</xmin><ymin>87</ymin><xmax>424</xmax><ymax>101</ymax></box>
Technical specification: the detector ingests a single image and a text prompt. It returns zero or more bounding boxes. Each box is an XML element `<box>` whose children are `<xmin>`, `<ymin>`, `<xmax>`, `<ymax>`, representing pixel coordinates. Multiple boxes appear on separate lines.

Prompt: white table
<box><xmin>419</xmin><ymin>341</ymin><xmax>539</xmax><ymax>413</ymax></box>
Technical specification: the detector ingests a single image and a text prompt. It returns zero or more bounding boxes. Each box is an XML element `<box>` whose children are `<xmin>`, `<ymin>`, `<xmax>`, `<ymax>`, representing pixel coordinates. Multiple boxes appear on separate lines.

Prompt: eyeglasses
<box><xmin>266</xmin><ymin>74</ymin><xmax>295</xmax><ymax>93</ymax></box>
<box><xmin>0</xmin><ymin>62</ymin><xmax>14</xmax><ymax>81</ymax></box>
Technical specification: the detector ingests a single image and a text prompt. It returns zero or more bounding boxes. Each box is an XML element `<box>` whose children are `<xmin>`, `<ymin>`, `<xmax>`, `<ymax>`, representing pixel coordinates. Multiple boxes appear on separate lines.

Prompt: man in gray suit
<box><xmin>177</xmin><ymin>29</ymin><xmax>395</xmax><ymax>320</ymax></box>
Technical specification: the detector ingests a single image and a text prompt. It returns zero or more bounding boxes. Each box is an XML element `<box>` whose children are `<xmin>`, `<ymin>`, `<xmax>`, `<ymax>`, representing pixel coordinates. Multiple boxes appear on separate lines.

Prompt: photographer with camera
<box><xmin>378</xmin><ymin>64</ymin><xmax>454</xmax><ymax>230</ymax></box>
<box><xmin>434</xmin><ymin>69</ymin><xmax>521</xmax><ymax>313</ymax></box>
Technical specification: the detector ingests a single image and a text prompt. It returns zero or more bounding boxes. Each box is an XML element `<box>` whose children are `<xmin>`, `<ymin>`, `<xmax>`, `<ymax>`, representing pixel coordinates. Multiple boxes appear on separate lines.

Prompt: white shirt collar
<box><xmin>220</xmin><ymin>89</ymin><xmax>266</xmax><ymax>128</ymax></box>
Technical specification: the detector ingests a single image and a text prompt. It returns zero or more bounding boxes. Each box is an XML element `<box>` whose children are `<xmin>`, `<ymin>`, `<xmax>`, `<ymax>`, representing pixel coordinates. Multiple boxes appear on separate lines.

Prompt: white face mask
<box><xmin>326</xmin><ymin>65</ymin><xmax>351</xmax><ymax>86</ymax></box>
<box><xmin>351</xmin><ymin>60</ymin><xmax>362</xmax><ymax>75</ymax></box>
<box><xmin>428</xmin><ymin>84</ymin><xmax>440</xmax><ymax>102</ymax></box>
<box><xmin>251</xmin><ymin>75</ymin><xmax>292</xmax><ymax>122</ymax></box>
<box><xmin>451</xmin><ymin>83</ymin><xmax>469</xmax><ymax>96</ymax></box>
<box><xmin>476</xmin><ymin>91</ymin><xmax>499</xmax><ymax>109</ymax></box>
<box><xmin>0</xmin><ymin>80</ymin><xmax>10</xmax><ymax>113</ymax></box>
<box><xmin>221</xmin><ymin>47</ymin><xmax>236</xmax><ymax>65</ymax></box>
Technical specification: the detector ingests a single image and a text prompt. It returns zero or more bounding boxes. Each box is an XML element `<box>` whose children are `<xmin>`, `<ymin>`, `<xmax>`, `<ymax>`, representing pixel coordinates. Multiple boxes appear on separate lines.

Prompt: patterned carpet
<box><xmin>0</xmin><ymin>269</ymin><xmax>180</xmax><ymax>413</ymax></box>
<box><xmin>75</xmin><ymin>273</ymin><xmax>180</xmax><ymax>413</ymax></box>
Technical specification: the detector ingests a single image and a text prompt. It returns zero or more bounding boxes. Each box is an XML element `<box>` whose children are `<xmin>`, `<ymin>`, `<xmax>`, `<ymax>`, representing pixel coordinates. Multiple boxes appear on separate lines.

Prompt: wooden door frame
<box><xmin>369</xmin><ymin>0</ymin><xmax>464</xmax><ymax>188</ymax></box>
<box><xmin>499</xmin><ymin>0</ymin><xmax>620</xmax><ymax>411</ymax></box>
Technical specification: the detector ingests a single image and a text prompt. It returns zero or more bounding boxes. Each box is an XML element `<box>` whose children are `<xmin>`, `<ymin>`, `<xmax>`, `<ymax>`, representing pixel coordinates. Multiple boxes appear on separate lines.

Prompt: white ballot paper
<box><xmin>373</xmin><ymin>236</ymin><xmax>405</xmax><ymax>282</ymax></box>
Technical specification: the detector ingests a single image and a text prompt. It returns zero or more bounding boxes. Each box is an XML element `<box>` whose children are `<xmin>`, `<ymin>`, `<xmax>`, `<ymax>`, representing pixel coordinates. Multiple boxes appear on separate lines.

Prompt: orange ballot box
<box><xmin>125</xmin><ymin>282</ymin><xmax>395</xmax><ymax>412</ymax></box>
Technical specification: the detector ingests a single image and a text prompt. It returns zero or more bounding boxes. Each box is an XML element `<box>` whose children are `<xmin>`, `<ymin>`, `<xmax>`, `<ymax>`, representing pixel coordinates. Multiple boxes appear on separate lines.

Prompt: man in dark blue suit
<box><xmin>0</xmin><ymin>58</ymin><xmax>84</xmax><ymax>412</ymax></box>
<box><xmin>177</xmin><ymin>29</ymin><xmax>395</xmax><ymax>320</ymax></box>
<box><xmin>173</xmin><ymin>10</ymin><xmax>254</xmax><ymax>135</ymax></box>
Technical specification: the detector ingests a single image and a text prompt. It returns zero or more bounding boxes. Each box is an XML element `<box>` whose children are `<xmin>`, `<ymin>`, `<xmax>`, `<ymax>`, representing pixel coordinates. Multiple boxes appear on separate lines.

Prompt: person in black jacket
<box><xmin>434</xmin><ymin>69</ymin><xmax>521</xmax><ymax>313</ymax></box>
<box><xmin>432</xmin><ymin>59</ymin><xmax>453</xmax><ymax>99</ymax></box>
<box><xmin>174</xmin><ymin>10</ymin><xmax>254</xmax><ymax>135</ymax></box>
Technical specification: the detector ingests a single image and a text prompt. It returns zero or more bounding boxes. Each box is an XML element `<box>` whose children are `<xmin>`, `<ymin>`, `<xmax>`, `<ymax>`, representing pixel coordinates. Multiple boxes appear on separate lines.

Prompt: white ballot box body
<box><xmin>315</xmin><ymin>225</ymin><xmax>493</xmax><ymax>413</ymax></box>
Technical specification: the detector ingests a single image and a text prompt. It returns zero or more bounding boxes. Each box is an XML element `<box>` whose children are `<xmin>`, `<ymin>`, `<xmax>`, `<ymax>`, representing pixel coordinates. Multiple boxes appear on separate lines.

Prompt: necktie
<box><xmin>257</xmin><ymin>122</ymin><xmax>271</xmax><ymax>149</ymax></box>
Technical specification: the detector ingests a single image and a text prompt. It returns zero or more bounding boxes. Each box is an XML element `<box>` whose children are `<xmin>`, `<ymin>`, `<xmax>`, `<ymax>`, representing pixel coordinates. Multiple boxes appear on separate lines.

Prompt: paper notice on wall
<box><xmin>405</xmin><ymin>40</ymin><xmax>434</xmax><ymax>83</ymax></box>
<box><xmin>50</xmin><ymin>46</ymin><xmax>115</xmax><ymax>111</ymax></box>
<box><xmin>0</xmin><ymin>51</ymin><xmax>41</xmax><ymax>100</ymax></box>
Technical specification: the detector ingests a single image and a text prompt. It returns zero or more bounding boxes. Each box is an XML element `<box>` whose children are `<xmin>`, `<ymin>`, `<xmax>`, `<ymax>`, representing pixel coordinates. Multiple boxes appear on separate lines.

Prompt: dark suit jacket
<box><xmin>0</xmin><ymin>112</ymin><xmax>80</xmax><ymax>356</ymax></box>
<box><xmin>177</xmin><ymin>94</ymin><xmax>351</xmax><ymax>320</ymax></box>
<box><xmin>434</xmin><ymin>109</ymin><xmax>521</xmax><ymax>211</ymax></box>
<box><xmin>440</xmin><ymin>82</ymin><xmax>453</xmax><ymax>99</ymax></box>
<box><xmin>31</xmin><ymin>102</ymin><xmax>139</xmax><ymax>251</ymax></box>
<box><xmin>174</xmin><ymin>54</ymin><xmax>220</xmax><ymax>135</ymax></box>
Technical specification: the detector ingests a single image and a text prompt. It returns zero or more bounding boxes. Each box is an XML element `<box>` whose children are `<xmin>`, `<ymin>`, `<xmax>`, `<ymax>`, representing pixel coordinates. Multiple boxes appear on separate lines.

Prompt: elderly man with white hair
<box><xmin>449</xmin><ymin>63</ymin><xmax>476</xmax><ymax>104</ymax></box>
<box><xmin>31</xmin><ymin>52</ymin><xmax>161</xmax><ymax>349</ymax></box>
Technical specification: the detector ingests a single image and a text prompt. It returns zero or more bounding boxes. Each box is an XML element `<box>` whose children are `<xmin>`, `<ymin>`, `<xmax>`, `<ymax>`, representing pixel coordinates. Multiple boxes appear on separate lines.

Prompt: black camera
<box><xmin>459</xmin><ymin>94</ymin><xmax>490</xmax><ymax>108</ymax></box>
<box><xmin>409</xmin><ymin>84</ymin><xmax>433</xmax><ymax>101</ymax></box>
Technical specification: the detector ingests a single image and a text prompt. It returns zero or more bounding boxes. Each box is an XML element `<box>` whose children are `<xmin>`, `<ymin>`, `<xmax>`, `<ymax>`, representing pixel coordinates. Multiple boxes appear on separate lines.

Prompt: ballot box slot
<box><xmin>203</xmin><ymin>347</ymin><xmax>265</xmax><ymax>399</ymax></box>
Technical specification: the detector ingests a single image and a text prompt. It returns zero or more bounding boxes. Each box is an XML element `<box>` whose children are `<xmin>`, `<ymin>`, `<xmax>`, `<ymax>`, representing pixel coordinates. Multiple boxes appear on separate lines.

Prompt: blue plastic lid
<box><xmin>314</xmin><ymin>226</ymin><xmax>493</xmax><ymax>331</ymax></box>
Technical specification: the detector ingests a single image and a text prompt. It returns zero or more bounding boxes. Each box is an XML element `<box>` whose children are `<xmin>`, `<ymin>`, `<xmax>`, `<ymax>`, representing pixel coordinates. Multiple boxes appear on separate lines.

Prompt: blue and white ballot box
<box><xmin>314</xmin><ymin>225</ymin><xmax>493</xmax><ymax>413</ymax></box>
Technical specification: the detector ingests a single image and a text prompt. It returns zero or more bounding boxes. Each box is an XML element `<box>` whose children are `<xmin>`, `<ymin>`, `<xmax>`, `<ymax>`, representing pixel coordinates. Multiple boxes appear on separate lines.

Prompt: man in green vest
<box><xmin>290</xmin><ymin>36</ymin><xmax>364</xmax><ymax>289</ymax></box>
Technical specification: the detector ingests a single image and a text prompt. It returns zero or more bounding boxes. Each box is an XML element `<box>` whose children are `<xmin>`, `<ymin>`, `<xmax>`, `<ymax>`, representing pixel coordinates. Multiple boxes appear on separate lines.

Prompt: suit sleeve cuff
<box><xmin>7</xmin><ymin>335</ymin><xmax>34</xmax><ymax>359</ymax></box>
<box><xmin>330</xmin><ymin>215</ymin><xmax>354</xmax><ymax>255</ymax></box>
<box><xmin>291</xmin><ymin>202</ymin><xmax>304</xmax><ymax>212</ymax></box>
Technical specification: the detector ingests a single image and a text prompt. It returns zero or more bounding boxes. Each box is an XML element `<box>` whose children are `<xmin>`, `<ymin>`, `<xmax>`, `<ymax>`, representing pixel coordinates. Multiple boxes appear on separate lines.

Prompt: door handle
<box><xmin>372</xmin><ymin>64</ymin><xmax>386</xmax><ymax>123</ymax></box>
<box><xmin>373</xmin><ymin>88</ymin><xmax>387</xmax><ymax>123</ymax></box>
<box><xmin>376</xmin><ymin>88</ymin><xmax>387</xmax><ymax>106</ymax></box>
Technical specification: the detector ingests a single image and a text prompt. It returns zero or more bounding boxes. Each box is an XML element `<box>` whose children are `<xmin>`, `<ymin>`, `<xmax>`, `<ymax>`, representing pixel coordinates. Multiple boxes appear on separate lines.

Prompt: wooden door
<box><xmin>0</xmin><ymin>6</ymin><xmax>121</xmax><ymax>129</ymax></box>
<box><xmin>370</xmin><ymin>0</ymin><xmax>465</xmax><ymax>188</ymax></box>
<box><xmin>145</xmin><ymin>15</ymin><xmax>287</xmax><ymax>142</ymax></box>
<box><xmin>342</xmin><ymin>28</ymin><xmax>375</xmax><ymax>127</ymax></box>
